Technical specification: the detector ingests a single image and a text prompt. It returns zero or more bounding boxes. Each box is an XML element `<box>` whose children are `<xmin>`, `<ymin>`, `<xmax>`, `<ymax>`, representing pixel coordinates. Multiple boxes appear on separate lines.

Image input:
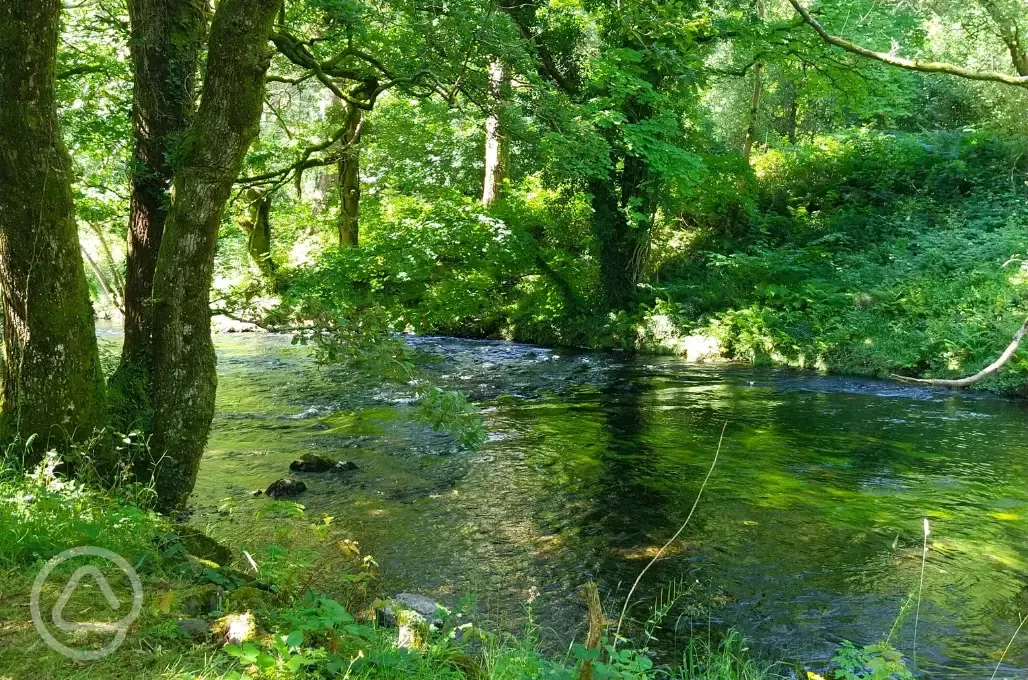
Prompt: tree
<box><xmin>117</xmin><ymin>0</ymin><xmax>205</xmax><ymax>382</ymax></box>
<box><xmin>338</xmin><ymin>102</ymin><xmax>364</xmax><ymax>247</ymax></box>
<box><xmin>0</xmin><ymin>0</ymin><xmax>106</xmax><ymax>458</ymax></box>
<box><xmin>238</xmin><ymin>189</ymin><xmax>277</xmax><ymax>280</ymax></box>
<box><xmin>144</xmin><ymin>0</ymin><xmax>281</xmax><ymax>510</ymax></box>
<box><xmin>482</xmin><ymin>59</ymin><xmax>510</xmax><ymax>207</ymax></box>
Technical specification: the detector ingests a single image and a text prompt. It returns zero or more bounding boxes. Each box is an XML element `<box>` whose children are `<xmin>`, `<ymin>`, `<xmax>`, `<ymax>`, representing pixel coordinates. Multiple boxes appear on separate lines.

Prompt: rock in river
<box><xmin>289</xmin><ymin>453</ymin><xmax>360</xmax><ymax>473</ymax></box>
<box><xmin>266</xmin><ymin>478</ymin><xmax>306</xmax><ymax>498</ymax></box>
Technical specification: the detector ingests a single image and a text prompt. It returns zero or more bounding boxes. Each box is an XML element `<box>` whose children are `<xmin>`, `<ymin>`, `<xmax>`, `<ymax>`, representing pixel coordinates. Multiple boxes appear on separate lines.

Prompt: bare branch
<box><xmin>892</xmin><ymin>316</ymin><xmax>1028</xmax><ymax>388</ymax></box>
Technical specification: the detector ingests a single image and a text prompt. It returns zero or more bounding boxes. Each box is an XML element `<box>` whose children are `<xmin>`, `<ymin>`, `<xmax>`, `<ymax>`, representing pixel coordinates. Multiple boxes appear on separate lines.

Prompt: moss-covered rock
<box><xmin>175</xmin><ymin>525</ymin><xmax>233</xmax><ymax>565</ymax></box>
<box><xmin>290</xmin><ymin>453</ymin><xmax>336</xmax><ymax>472</ymax></box>
<box><xmin>226</xmin><ymin>586</ymin><xmax>269</xmax><ymax>614</ymax></box>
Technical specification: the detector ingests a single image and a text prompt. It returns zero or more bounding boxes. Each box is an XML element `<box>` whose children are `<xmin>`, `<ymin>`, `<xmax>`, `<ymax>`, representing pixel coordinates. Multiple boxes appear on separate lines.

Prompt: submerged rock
<box><xmin>290</xmin><ymin>453</ymin><xmax>337</xmax><ymax>472</ymax></box>
<box><xmin>289</xmin><ymin>453</ymin><xmax>360</xmax><ymax>473</ymax></box>
<box><xmin>266</xmin><ymin>478</ymin><xmax>306</xmax><ymax>498</ymax></box>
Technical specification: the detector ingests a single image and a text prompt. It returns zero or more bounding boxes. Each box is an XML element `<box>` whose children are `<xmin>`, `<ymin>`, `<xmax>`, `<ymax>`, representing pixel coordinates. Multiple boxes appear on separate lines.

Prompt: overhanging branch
<box><xmin>786</xmin><ymin>0</ymin><xmax>1028</xmax><ymax>88</ymax></box>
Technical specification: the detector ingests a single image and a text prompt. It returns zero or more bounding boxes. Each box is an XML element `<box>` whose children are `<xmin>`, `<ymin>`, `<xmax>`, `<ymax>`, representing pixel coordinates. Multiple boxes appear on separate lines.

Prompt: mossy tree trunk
<box><xmin>589</xmin><ymin>167</ymin><xmax>653</xmax><ymax>312</ymax></box>
<box><xmin>338</xmin><ymin>103</ymin><xmax>363</xmax><ymax>248</ymax></box>
<box><xmin>239</xmin><ymin>189</ymin><xmax>276</xmax><ymax>280</ymax></box>
<box><xmin>0</xmin><ymin>0</ymin><xmax>106</xmax><ymax>459</ymax></box>
<box><xmin>118</xmin><ymin>0</ymin><xmax>205</xmax><ymax>379</ymax></box>
<box><xmin>146</xmin><ymin>0</ymin><xmax>280</xmax><ymax>511</ymax></box>
<box><xmin>741</xmin><ymin>0</ymin><xmax>765</xmax><ymax>162</ymax></box>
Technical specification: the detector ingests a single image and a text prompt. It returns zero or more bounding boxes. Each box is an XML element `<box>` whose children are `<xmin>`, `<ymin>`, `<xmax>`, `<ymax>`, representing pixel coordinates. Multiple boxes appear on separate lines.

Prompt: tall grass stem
<box><xmin>612</xmin><ymin>422</ymin><xmax>727</xmax><ymax>649</ymax></box>
<box><xmin>990</xmin><ymin>614</ymin><xmax>1027</xmax><ymax>680</ymax></box>
<box><xmin>912</xmin><ymin>518</ymin><xmax>929</xmax><ymax>670</ymax></box>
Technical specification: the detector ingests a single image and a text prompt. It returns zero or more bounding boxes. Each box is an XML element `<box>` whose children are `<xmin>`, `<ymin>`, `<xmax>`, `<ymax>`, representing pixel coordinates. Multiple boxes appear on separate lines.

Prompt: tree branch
<box><xmin>891</xmin><ymin>316</ymin><xmax>1028</xmax><ymax>388</ymax></box>
<box><xmin>786</xmin><ymin>0</ymin><xmax>1028</xmax><ymax>88</ymax></box>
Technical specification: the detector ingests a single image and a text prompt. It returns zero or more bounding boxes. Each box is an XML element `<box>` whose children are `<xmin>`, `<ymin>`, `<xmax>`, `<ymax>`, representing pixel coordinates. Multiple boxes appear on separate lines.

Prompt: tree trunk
<box><xmin>741</xmin><ymin>62</ymin><xmax>763</xmax><ymax>161</ymax></box>
<box><xmin>741</xmin><ymin>0</ymin><xmax>765</xmax><ymax>162</ymax></box>
<box><xmin>0</xmin><ymin>0</ymin><xmax>106</xmax><ymax>459</ymax></box>
<box><xmin>338</xmin><ymin>103</ymin><xmax>363</xmax><ymax>247</ymax></box>
<box><xmin>119</xmin><ymin>0</ymin><xmax>204</xmax><ymax>372</ymax></box>
<box><xmin>239</xmin><ymin>189</ymin><xmax>276</xmax><ymax>280</ymax></box>
<box><xmin>785</xmin><ymin>80</ymin><xmax>799</xmax><ymax>145</ymax></box>
<box><xmin>482</xmin><ymin>59</ymin><xmax>509</xmax><ymax>208</ymax></box>
<box><xmin>589</xmin><ymin>169</ymin><xmax>652</xmax><ymax>312</ymax></box>
<box><xmin>147</xmin><ymin>0</ymin><xmax>279</xmax><ymax>511</ymax></box>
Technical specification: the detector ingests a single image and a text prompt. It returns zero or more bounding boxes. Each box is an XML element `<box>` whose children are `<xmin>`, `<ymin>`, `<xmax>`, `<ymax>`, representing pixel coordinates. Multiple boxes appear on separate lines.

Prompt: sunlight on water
<box><xmin>192</xmin><ymin>333</ymin><xmax>1028</xmax><ymax>679</ymax></box>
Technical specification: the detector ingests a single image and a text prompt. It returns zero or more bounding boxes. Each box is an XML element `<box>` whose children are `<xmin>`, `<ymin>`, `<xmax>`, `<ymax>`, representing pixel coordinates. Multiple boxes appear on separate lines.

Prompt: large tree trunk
<box><xmin>0</xmin><ymin>0</ymin><xmax>106</xmax><ymax>458</ymax></box>
<box><xmin>147</xmin><ymin>0</ymin><xmax>279</xmax><ymax>511</ymax></box>
<box><xmin>590</xmin><ymin>180</ymin><xmax>651</xmax><ymax>311</ymax></box>
<box><xmin>239</xmin><ymin>189</ymin><xmax>276</xmax><ymax>280</ymax></box>
<box><xmin>338</xmin><ymin>103</ymin><xmax>363</xmax><ymax>247</ymax></box>
<box><xmin>119</xmin><ymin>0</ymin><xmax>204</xmax><ymax>373</ymax></box>
<box><xmin>482</xmin><ymin>59</ymin><xmax>509</xmax><ymax>208</ymax></box>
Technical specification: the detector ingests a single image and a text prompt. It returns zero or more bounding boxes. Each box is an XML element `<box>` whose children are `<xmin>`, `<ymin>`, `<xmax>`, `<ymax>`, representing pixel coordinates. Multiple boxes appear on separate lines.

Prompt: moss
<box><xmin>175</xmin><ymin>525</ymin><xmax>233</xmax><ymax>565</ymax></box>
<box><xmin>226</xmin><ymin>586</ymin><xmax>270</xmax><ymax>614</ymax></box>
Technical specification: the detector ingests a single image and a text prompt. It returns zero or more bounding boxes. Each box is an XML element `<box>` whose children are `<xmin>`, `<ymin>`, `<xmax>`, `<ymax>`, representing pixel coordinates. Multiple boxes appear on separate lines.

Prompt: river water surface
<box><xmin>184</xmin><ymin>333</ymin><xmax>1028</xmax><ymax>678</ymax></box>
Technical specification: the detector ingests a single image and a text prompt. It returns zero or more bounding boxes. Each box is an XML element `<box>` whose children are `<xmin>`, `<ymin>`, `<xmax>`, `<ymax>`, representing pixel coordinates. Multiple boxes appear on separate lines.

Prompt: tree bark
<box><xmin>482</xmin><ymin>59</ymin><xmax>509</xmax><ymax>208</ymax></box>
<box><xmin>0</xmin><ymin>0</ymin><xmax>106</xmax><ymax>458</ymax></box>
<box><xmin>239</xmin><ymin>189</ymin><xmax>276</xmax><ymax>280</ymax></box>
<box><xmin>741</xmin><ymin>0</ymin><xmax>765</xmax><ymax>162</ymax></box>
<box><xmin>338</xmin><ymin>103</ymin><xmax>363</xmax><ymax>247</ymax></box>
<box><xmin>119</xmin><ymin>0</ymin><xmax>205</xmax><ymax>371</ymax></box>
<box><xmin>147</xmin><ymin>0</ymin><xmax>280</xmax><ymax>511</ymax></box>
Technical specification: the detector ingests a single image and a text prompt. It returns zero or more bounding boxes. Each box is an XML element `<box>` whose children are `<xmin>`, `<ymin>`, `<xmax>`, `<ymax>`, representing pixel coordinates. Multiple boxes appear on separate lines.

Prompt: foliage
<box><xmin>0</xmin><ymin>448</ymin><xmax>161</xmax><ymax>567</ymax></box>
<box><xmin>830</xmin><ymin>641</ymin><xmax>914</xmax><ymax>680</ymax></box>
<box><xmin>657</xmin><ymin>130</ymin><xmax>1028</xmax><ymax>392</ymax></box>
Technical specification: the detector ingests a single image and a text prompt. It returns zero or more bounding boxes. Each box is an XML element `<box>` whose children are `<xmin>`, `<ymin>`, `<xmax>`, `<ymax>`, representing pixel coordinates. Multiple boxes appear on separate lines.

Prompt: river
<box><xmin>178</xmin><ymin>332</ymin><xmax>1028</xmax><ymax>678</ymax></box>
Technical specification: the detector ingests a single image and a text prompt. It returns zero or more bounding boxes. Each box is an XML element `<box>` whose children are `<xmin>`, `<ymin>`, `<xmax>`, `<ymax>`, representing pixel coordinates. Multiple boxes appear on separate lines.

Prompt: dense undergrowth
<box><xmin>227</xmin><ymin>130</ymin><xmax>1028</xmax><ymax>394</ymax></box>
<box><xmin>660</xmin><ymin>130</ymin><xmax>1028</xmax><ymax>393</ymax></box>
<box><xmin>0</xmin><ymin>458</ymin><xmax>799</xmax><ymax>680</ymax></box>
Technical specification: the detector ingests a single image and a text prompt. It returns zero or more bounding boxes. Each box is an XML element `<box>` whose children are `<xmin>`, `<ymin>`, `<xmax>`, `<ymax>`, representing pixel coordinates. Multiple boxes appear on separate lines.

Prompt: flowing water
<box><xmin>186</xmin><ymin>333</ymin><xmax>1028</xmax><ymax>678</ymax></box>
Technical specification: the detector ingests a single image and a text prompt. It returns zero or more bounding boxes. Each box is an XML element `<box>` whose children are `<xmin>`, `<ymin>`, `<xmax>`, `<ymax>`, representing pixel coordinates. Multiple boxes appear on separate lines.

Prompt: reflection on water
<box><xmin>190</xmin><ymin>333</ymin><xmax>1028</xmax><ymax>679</ymax></box>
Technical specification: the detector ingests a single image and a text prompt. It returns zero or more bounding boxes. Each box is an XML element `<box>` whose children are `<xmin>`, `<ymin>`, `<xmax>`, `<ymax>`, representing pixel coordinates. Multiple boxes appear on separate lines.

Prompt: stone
<box><xmin>266</xmin><ymin>478</ymin><xmax>306</xmax><ymax>498</ymax></box>
<box><xmin>212</xmin><ymin>612</ymin><xmax>256</xmax><ymax>645</ymax></box>
<box><xmin>335</xmin><ymin>460</ymin><xmax>359</xmax><ymax>472</ymax></box>
<box><xmin>289</xmin><ymin>453</ymin><xmax>337</xmax><ymax>472</ymax></box>
<box><xmin>377</xmin><ymin>593</ymin><xmax>446</xmax><ymax>629</ymax></box>
<box><xmin>180</xmin><ymin>584</ymin><xmax>223</xmax><ymax>617</ymax></box>
<box><xmin>178</xmin><ymin>618</ymin><xmax>211</xmax><ymax>639</ymax></box>
<box><xmin>226</xmin><ymin>586</ymin><xmax>268</xmax><ymax>614</ymax></box>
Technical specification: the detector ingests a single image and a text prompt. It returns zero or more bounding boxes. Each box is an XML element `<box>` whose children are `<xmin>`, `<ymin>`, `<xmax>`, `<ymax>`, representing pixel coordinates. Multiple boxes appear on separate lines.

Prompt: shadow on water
<box><xmin>183</xmin><ymin>332</ymin><xmax>1028</xmax><ymax>679</ymax></box>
